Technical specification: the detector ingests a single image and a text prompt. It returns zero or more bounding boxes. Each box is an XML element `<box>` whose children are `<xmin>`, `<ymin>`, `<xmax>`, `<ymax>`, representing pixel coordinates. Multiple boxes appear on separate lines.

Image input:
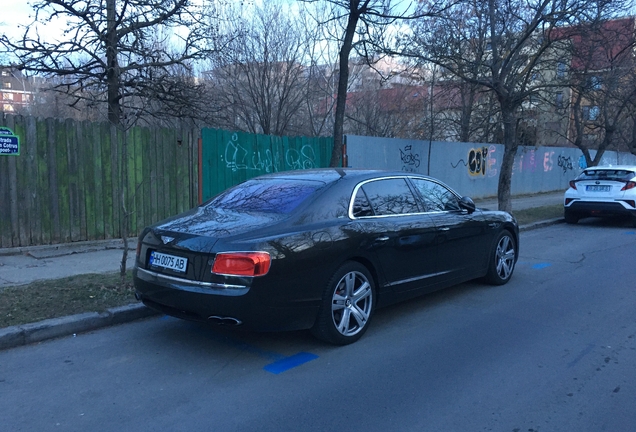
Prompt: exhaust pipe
<box><xmin>208</xmin><ymin>315</ymin><xmax>242</xmax><ymax>326</ymax></box>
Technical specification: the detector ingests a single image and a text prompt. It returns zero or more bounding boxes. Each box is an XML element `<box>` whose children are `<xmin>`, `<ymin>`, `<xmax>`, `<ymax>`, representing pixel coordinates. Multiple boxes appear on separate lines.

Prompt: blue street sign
<box><xmin>0</xmin><ymin>127</ymin><xmax>20</xmax><ymax>155</ymax></box>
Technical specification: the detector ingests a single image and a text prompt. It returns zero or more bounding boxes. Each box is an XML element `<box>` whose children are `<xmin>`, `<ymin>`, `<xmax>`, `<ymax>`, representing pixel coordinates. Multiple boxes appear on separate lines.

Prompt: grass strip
<box><xmin>513</xmin><ymin>204</ymin><xmax>563</xmax><ymax>226</ymax></box>
<box><xmin>0</xmin><ymin>272</ymin><xmax>136</xmax><ymax>328</ymax></box>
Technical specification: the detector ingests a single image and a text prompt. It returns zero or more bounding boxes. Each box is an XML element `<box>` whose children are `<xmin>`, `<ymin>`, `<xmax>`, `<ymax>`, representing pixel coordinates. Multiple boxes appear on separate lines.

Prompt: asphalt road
<box><xmin>1</xmin><ymin>219</ymin><xmax>635</xmax><ymax>432</ymax></box>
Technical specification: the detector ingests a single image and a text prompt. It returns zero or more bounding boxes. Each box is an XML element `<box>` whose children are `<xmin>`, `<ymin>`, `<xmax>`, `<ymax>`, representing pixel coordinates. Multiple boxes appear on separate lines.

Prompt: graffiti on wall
<box><xmin>468</xmin><ymin>146</ymin><xmax>488</xmax><ymax>176</ymax></box>
<box><xmin>516</xmin><ymin>149</ymin><xmax>537</xmax><ymax>173</ymax></box>
<box><xmin>222</xmin><ymin>133</ymin><xmax>316</xmax><ymax>173</ymax></box>
<box><xmin>513</xmin><ymin>150</ymin><xmax>577</xmax><ymax>175</ymax></box>
<box><xmin>452</xmin><ymin>145</ymin><xmax>497</xmax><ymax>178</ymax></box>
<box><xmin>557</xmin><ymin>155</ymin><xmax>574</xmax><ymax>173</ymax></box>
<box><xmin>400</xmin><ymin>145</ymin><xmax>421</xmax><ymax>172</ymax></box>
<box><xmin>286</xmin><ymin>146</ymin><xmax>317</xmax><ymax>170</ymax></box>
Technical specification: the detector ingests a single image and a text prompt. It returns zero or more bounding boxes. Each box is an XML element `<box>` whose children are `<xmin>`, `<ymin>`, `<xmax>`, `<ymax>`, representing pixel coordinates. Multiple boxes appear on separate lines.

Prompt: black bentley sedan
<box><xmin>134</xmin><ymin>169</ymin><xmax>518</xmax><ymax>345</ymax></box>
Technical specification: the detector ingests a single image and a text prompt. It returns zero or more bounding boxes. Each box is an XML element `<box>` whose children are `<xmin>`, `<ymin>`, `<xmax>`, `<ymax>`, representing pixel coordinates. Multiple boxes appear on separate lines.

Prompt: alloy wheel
<box><xmin>331</xmin><ymin>271</ymin><xmax>373</xmax><ymax>337</ymax></box>
<box><xmin>495</xmin><ymin>235</ymin><xmax>515</xmax><ymax>280</ymax></box>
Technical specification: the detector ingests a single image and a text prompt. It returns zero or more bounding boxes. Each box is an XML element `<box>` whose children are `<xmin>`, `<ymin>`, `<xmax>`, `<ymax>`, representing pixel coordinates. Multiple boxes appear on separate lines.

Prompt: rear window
<box><xmin>577</xmin><ymin>169</ymin><xmax>635</xmax><ymax>181</ymax></box>
<box><xmin>206</xmin><ymin>178</ymin><xmax>324</xmax><ymax>214</ymax></box>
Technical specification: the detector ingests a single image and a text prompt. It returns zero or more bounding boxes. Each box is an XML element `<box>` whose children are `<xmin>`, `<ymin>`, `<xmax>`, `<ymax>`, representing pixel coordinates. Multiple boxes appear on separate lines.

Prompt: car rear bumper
<box><xmin>564</xmin><ymin>200</ymin><xmax>636</xmax><ymax>217</ymax></box>
<box><xmin>133</xmin><ymin>267</ymin><xmax>319</xmax><ymax>331</ymax></box>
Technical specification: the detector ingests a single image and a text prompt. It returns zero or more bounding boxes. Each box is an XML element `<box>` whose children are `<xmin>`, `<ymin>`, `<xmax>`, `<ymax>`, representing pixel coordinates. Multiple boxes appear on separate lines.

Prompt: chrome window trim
<box><xmin>348</xmin><ymin>175</ymin><xmax>462</xmax><ymax>220</ymax></box>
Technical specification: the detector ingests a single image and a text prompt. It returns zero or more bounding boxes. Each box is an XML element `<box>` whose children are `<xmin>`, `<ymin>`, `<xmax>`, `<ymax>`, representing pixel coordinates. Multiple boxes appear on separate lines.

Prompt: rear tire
<box><xmin>484</xmin><ymin>231</ymin><xmax>516</xmax><ymax>285</ymax></box>
<box><xmin>311</xmin><ymin>262</ymin><xmax>375</xmax><ymax>345</ymax></box>
<box><xmin>564</xmin><ymin>210</ymin><xmax>579</xmax><ymax>224</ymax></box>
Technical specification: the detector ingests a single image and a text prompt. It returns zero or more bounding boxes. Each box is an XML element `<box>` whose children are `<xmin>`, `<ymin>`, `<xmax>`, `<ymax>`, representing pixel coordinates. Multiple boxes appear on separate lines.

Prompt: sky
<box><xmin>1</xmin><ymin>0</ymin><xmax>67</xmax><ymax>43</ymax></box>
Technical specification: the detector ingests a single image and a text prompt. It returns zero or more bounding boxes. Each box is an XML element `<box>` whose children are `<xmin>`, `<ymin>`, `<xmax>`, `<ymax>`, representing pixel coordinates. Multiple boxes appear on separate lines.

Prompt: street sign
<box><xmin>0</xmin><ymin>127</ymin><xmax>20</xmax><ymax>155</ymax></box>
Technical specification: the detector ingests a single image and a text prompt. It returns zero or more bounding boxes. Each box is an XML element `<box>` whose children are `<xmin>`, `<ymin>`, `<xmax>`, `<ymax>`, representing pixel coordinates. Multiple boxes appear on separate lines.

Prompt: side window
<box><xmin>411</xmin><ymin>179</ymin><xmax>460</xmax><ymax>212</ymax></box>
<box><xmin>360</xmin><ymin>178</ymin><xmax>420</xmax><ymax>216</ymax></box>
<box><xmin>352</xmin><ymin>188</ymin><xmax>374</xmax><ymax>217</ymax></box>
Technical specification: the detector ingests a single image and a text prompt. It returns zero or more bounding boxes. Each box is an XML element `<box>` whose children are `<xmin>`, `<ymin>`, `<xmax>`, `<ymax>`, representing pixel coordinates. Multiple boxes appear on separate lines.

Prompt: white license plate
<box><xmin>149</xmin><ymin>251</ymin><xmax>188</xmax><ymax>273</ymax></box>
<box><xmin>586</xmin><ymin>185</ymin><xmax>610</xmax><ymax>192</ymax></box>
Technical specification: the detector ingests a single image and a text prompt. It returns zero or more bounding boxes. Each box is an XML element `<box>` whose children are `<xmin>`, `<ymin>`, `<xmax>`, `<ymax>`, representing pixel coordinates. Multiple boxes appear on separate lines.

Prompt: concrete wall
<box><xmin>345</xmin><ymin>135</ymin><xmax>636</xmax><ymax>199</ymax></box>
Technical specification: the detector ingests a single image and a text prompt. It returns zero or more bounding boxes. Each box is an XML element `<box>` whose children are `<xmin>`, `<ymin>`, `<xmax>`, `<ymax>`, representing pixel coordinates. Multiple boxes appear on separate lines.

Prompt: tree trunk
<box><xmin>330</xmin><ymin>6</ymin><xmax>360</xmax><ymax>168</ymax></box>
<box><xmin>497</xmin><ymin>107</ymin><xmax>519</xmax><ymax>213</ymax></box>
<box><xmin>119</xmin><ymin>130</ymin><xmax>128</xmax><ymax>282</ymax></box>
<box><xmin>105</xmin><ymin>0</ymin><xmax>127</xmax><ymax>281</ymax></box>
<box><xmin>459</xmin><ymin>84</ymin><xmax>475</xmax><ymax>142</ymax></box>
<box><xmin>106</xmin><ymin>0</ymin><xmax>121</xmax><ymax>125</ymax></box>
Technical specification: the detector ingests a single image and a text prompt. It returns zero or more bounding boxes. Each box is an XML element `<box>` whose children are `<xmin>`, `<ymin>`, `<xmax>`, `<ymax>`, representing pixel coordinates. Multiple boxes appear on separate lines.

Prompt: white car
<box><xmin>564</xmin><ymin>165</ymin><xmax>636</xmax><ymax>227</ymax></box>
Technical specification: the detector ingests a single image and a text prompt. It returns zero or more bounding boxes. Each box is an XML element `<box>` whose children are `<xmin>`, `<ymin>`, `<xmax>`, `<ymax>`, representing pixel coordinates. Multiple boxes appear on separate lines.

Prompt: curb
<box><xmin>519</xmin><ymin>217</ymin><xmax>565</xmax><ymax>232</ymax></box>
<box><xmin>0</xmin><ymin>218</ymin><xmax>564</xmax><ymax>351</ymax></box>
<box><xmin>0</xmin><ymin>303</ymin><xmax>159</xmax><ymax>351</ymax></box>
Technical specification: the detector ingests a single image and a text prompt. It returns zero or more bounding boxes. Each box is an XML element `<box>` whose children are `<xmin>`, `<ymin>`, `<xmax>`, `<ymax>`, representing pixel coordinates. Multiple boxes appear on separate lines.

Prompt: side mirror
<box><xmin>459</xmin><ymin>196</ymin><xmax>476</xmax><ymax>214</ymax></box>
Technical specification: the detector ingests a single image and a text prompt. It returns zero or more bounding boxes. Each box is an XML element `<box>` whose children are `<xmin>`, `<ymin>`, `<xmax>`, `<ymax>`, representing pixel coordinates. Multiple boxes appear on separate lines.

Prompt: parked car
<box><xmin>564</xmin><ymin>165</ymin><xmax>636</xmax><ymax>227</ymax></box>
<box><xmin>133</xmin><ymin>169</ymin><xmax>519</xmax><ymax>345</ymax></box>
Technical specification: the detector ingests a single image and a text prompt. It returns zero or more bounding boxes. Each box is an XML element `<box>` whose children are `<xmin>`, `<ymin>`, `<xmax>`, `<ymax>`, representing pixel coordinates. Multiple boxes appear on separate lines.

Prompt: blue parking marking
<box><xmin>264</xmin><ymin>352</ymin><xmax>319</xmax><ymax>374</ymax></box>
<box><xmin>625</xmin><ymin>231</ymin><xmax>635</xmax><ymax>235</ymax></box>
<box><xmin>177</xmin><ymin>321</ymin><xmax>320</xmax><ymax>374</ymax></box>
<box><xmin>532</xmin><ymin>263</ymin><xmax>552</xmax><ymax>269</ymax></box>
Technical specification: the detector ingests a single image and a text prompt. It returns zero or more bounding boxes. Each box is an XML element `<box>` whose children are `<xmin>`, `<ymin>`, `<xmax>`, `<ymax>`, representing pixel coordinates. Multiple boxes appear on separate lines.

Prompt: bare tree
<box><xmin>344</xmin><ymin>84</ymin><xmax>424</xmax><ymax>137</ymax></box>
<box><xmin>1</xmin><ymin>0</ymin><xmax>219</xmax><ymax>124</ymax></box>
<box><xmin>301</xmin><ymin>0</ymin><xmax>450</xmax><ymax>167</ymax></box>
<box><xmin>562</xmin><ymin>17</ymin><xmax>636</xmax><ymax>166</ymax></box>
<box><xmin>205</xmin><ymin>2</ymin><xmax>310</xmax><ymax>136</ymax></box>
<box><xmin>402</xmin><ymin>0</ymin><xmax>627</xmax><ymax>212</ymax></box>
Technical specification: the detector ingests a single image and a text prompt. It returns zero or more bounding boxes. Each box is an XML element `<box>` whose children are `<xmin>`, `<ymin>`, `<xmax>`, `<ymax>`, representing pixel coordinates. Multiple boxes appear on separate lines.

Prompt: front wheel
<box><xmin>484</xmin><ymin>231</ymin><xmax>516</xmax><ymax>285</ymax></box>
<box><xmin>311</xmin><ymin>262</ymin><xmax>375</xmax><ymax>345</ymax></box>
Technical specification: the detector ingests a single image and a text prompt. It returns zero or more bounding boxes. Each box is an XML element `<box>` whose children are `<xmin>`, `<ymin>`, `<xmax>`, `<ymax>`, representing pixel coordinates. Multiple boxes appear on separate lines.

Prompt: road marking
<box><xmin>167</xmin><ymin>319</ymin><xmax>321</xmax><ymax>374</ymax></box>
<box><xmin>532</xmin><ymin>263</ymin><xmax>552</xmax><ymax>269</ymax></box>
<box><xmin>264</xmin><ymin>352</ymin><xmax>319</xmax><ymax>374</ymax></box>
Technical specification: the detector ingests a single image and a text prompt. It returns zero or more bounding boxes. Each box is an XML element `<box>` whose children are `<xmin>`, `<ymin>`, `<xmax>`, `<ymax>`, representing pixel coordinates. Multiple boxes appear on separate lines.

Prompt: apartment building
<box><xmin>0</xmin><ymin>67</ymin><xmax>35</xmax><ymax>113</ymax></box>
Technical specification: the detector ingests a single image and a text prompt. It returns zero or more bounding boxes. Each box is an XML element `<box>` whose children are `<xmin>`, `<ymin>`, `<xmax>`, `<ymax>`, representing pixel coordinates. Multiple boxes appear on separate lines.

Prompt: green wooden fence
<box><xmin>0</xmin><ymin>115</ymin><xmax>199</xmax><ymax>248</ymax></box>
<box><xmin>200</xmin><ymin>128</ymin><xmax>334</xmax><ymax>201</ymax></box>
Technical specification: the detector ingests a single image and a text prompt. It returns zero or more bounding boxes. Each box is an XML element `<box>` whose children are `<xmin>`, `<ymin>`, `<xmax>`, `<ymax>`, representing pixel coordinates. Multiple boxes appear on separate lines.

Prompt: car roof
<box><xmin>253</xmin><ymin>168</ymin><xmax>435</xmax><ymax>184</ymax></box>
<box><xmin>584</xmin><ymin>165</ymin><xmax>636</xmax><ymax>171</ymax></box>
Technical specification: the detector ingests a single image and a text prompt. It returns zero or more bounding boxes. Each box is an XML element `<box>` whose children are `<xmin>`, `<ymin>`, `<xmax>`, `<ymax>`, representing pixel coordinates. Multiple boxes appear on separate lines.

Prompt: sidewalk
<box><xmin>0</xmin><ymin>239</ymin><xmax>136</xmax><ymax>288</ymax></box>
<box><xmin>0</xmin><ymin>191</ymin><xmax>565</xmax><ymax>350</ymax></box>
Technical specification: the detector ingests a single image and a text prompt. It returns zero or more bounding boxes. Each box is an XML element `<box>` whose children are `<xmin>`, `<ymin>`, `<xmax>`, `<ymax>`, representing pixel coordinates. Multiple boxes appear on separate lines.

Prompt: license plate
<box><xmin>586</xmin><ymin>185</ymin><xmax>610</xmax><ymax>192</ymax></box>
<box><xmin>149</xmin><ymin>251</ymin><xmax>188</xmax><ymax>273</ymax></box>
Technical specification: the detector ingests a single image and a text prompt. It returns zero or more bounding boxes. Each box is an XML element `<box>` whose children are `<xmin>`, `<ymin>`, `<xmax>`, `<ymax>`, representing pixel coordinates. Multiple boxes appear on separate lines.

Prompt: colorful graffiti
<box><xmin>451</xmin><ymin>145</ymin><xmax>497</xmax><ymax>178</ymax></box>
<box><xmin>517</xmin><ymin>149</ymin><xmax>538</xmax><ymax>173</ymax></box>
<box><xmin>468</xmin><ymin>146</ymin><xmax>488</xmax><ymax>176</ymax></box>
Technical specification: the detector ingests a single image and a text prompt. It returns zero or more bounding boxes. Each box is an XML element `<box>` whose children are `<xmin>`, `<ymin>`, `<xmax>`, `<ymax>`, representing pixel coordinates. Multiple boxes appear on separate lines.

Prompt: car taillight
<box><xmin>621</xmin><ymin>181</ymin><xmax>636</xmax><ymax>191</ymax></box>
<box><xmin>212</xmin><ymin>252</ymin><xmax>271</xmax><ymax>277</ymax></box>
<box><xmin>569</xmin><ymin>180</ymin><xmax>577</xmax><ymax>190</ymax></box>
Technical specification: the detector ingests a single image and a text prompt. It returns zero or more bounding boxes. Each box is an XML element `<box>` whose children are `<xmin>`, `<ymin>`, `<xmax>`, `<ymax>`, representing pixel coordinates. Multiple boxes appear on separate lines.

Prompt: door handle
<box><xmin>375</xmin><ymin>236</ymin><xmax>389</xmax><ymax>242</ymax></box>
<box><xmin>438</xmin><ymin>227</ymin><xmax>450</xmax><ymax>232</ymax></box>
